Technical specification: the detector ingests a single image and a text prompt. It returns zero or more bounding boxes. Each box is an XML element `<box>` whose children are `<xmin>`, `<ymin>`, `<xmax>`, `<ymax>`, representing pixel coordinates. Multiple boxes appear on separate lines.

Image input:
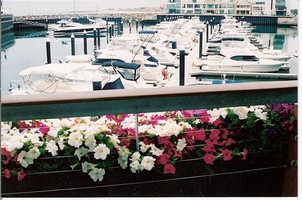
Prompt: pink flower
<box><xmin>221</xmin><ymin>149</ymin><xmax>233</xmax><ymax>161</ymax></box>
<box><xmin>213</xmin><ymin>119</ymin><xmax>223</xmax><ymax>127</ymax></box>
<box><xmin>242</xmin><ymin>148</ymin><xmax>248</xmax><ymax>160</ymax></box>
<box><xmin>158</xmin><ymin>136</ymin><xmax>171</xmax><ymax>146</ymax></box>
<box><xmin>203</xmin><ymin>139</ymin><xmax>216</xmax><ymax>153</ymax></box>
<box><xmin>203</xmin><ymin>153</ymin><xmax>216</xmax><ymax>165</ymax></box>
<box><xmin>33</xmin><ymin>121</ymin><xmax>50</xmax><ymax>135</ymax></box>
<box><xmin>2</xmin><ymin>169</ymin><xmax>11</xmax><ymax>179</ymax></box>
<box><xmin>1</xmin><ymin>148</ymin><xmax>12</xmax><ymax>165</ymax></box>
<box><xmin>120</xmin><ymin>138</ymin><xmax>131</xmax><ymax>148</ymax></box>
<box><xmin>17</xmin><ymin>169</ymin><xmax>26</xmax><ymax>181</ymax></box>
<box><xmin>156</xmin><ymin>154</ymin><xmax>170</xmax><ymax>165</ymax></box>
<box><xmin>210</xmin><ymin>129</ymin><xmax>220</xmax><ymax>141</ymax></box>
<box><xmin>195</xmin><ymin>129</ymin><xmax>206</xmax><ymax>141</ymax></box>
<box><xmin>164</xmin><ymin>163</ymin><xmax>176</xmax><ymax>174</ymax></box>
<box><xmin>200</xmin><ymin>110</ymin><xmax>211</xmax><ymax>123</ymax></box>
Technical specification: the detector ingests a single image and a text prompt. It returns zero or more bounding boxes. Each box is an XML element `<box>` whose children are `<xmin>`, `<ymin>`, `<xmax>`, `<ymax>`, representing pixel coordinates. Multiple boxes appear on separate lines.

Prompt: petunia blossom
<box><xmin>94</xmin><ymin>144</ymin><xmax>110</xmax><ymax>160</ymax></box>
<box><xmin>141</xmin><ymin>156</ymin><xmax>156</xmax><ymax>171</ymax></box>
<box><xmin>164</xmin><ymin>163</ymin><xmax>176</xmax><ymax>174</ymax></box>
<box><xmin>203</xmin><ymin>153</ymin><xmax>216</xmax><ymax>165</ymax></box>
<box><xmin>88</xmin><ymin>168</ymin><xmax>105</xmax><ymax>182</ymax></box>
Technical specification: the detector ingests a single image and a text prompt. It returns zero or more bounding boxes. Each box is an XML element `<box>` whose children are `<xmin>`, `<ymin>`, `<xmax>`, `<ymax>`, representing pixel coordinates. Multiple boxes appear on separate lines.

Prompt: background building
<box><xmin>167</xmin><ymin>0</ymin><xmax>288</xmax><ymax>16</ymax></box>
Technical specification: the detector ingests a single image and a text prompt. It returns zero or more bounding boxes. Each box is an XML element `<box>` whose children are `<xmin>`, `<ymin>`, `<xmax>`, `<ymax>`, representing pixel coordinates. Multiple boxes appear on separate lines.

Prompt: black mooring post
<box><xmin>97</xmin><ymin>28</ymin><xmax>101</xmax><ymax>49</ymax></box>
<box><xmin>206</xmin><ymin>22</ymin><xmax>209</xmax><ymax>43</ymax></box>
<box><xmin>93</xmin><ymin>28</ymin><xmax>97</xmax><ymax>50</ymax></box>
<box><xmin>199</xmin><ymin>31</ymin><xmax>203</xmax><ymax>59</ymax></box>
<box><xmin>106</xmin><ymin>20</ymin><xmax>109</xmax><ymax>44</ymax></box>
<box><xmin>109</xmin><ymin>26</ymin><xmax>112</xmax><ymax>40</ymax></box>
<box><xmin>71</xmin><ymin>34</ymin><xmax>75</xmax><ymax>56</ymax></box>
<box><xmin>129</xmin><ymin>21</ymin><xmax>132</xmax><ymax>34</ymax></box>
<box><xmin>111</xmin><ymin>24</ymin><xmax>114</xmax><ymax>38</ymax></box>
<box><xmin>83</xmin><ymin>30</ymin><xmax>87</xmax><ymax>55</ymax></box>
<box><xmin>179</xmin><ymin>50</ymin><xmax>185</xmax><ymax>86</ymax></box>
<box><xmin>46</xmin><ymin>37</ymin><xmax>51</xmax><ymax>64</ymax></box>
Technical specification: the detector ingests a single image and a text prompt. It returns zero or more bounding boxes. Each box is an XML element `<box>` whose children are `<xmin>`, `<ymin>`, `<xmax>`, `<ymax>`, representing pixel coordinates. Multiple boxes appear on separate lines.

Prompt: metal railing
<box><xmin>1</xmin><ymin>80</ymin><xmax>298</xmax><ymax>121</ymax></box>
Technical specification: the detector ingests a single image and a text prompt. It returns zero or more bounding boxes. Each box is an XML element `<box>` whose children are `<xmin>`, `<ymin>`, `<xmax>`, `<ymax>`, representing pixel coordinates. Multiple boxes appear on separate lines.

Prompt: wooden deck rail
<box><xmin>1</xmin><ymin>81</ymin><xmax>298</xmax><ymax>121</ymax></box>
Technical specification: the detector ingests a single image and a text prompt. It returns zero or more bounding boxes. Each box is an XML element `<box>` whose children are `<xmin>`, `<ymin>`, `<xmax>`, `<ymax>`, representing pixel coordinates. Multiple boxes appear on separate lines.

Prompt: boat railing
<box><xmin>1</xmin><ymin>80</ymin><xmax>297</xmax><ymax>121</ymax></box>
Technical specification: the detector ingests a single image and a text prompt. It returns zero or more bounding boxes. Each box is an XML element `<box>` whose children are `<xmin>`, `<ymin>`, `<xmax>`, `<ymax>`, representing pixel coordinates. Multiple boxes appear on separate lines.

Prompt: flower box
<box><xmin>1</xmin><ymin>104</ymin><xmax>297</xmax><ymax>197</ymax></box>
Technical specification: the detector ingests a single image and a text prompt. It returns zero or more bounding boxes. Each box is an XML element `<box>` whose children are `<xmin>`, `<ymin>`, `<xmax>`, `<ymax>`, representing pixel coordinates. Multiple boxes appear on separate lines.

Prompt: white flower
<box><xmin>254</xmin><ymin>109</ymin><xmax>268</xmax><ymax>121</ymax></box>
<box><xmin>58</xmin><ymin>137</ymin><xmax>65</xmax><ymax>150</ymax></box>
<box><xmin>12</xmin><ymin>134</ymin><xmax>27</xmax><ymax>150</ymax></box>
<box><xmin>84</xmin><ymin>134</ymin><xmax>96</xmax><ymax>151</ymax></box>
<box><xmin>68</xmin><ymin>131</ymin><xmax>83</xmax><ymax>148</ymax></box>
<box><xmin>48</xmin><ymin>127</ymin><xmax>59</xmax><ymax>138</ymax></box>
<box><xmin>139</xmin><ymin>142</ymin><xmax>149</xmax><ymax>153</ymax></box>
<box><xmin>130</xmin><ymin>160</ymin><xmax>141</xmax><ymax>173</ymax></box>
<box><xmin>88</xmin><ymin>168</ymin><xmax>106</xmax><ymax>182</ymax></box>
<box><xmin>233</xmin><ymin>107</ymin><xmax>249</xmax><ymax>120</ymax></box>
<box><xmin>27</xmin><ymin>147</ymin><xmax>41</xmax><ymax>159</ymax></box>
<box><xmin>94</xmin><ymin>144</ymin><xmax>110</xmax><ymax>160</ymax></box>
<box><xmin>25</xmin><ymin>133</ymin><xmax>43</xmax><ymax>147</ymax></box>
<box><xmin>17</xmin><ymin>151</ymin><xmax>34</xmax><ymax>168</ymax></box>
<box><xmin>74</xmin><ymin>146</ymin><xmax>89</xmax><ymax>160</ymax></box>
<box><xmin>176</xmin><ymin>138</ymin><xmax>187</xmax><ymax>152</ymax></box>
<box><xmin>141</xmin><ymin>156</ymin><xmax>155</xmax><ymax>171</ymax></box>
<box><xmin>108</xmin><ymin>134</ymin><xmax>120</xmax><ymax>148</ymax></box>
<box><xmin>16</xmin><ymin>147</ymin><xmax>40</xmax><ymax>168</ymax></box>
<box><xmin>117</xmin><ymin>146</ymin><xmax>130</xmax><ymax>169</ymax></box>
<box><xmin>131</xmin><ymin>152</ymin><xmax>141</xmax><ymax>161</ymax></box>
<box><xmin>149</xmin><ymin>144</ymin><xmax>164</xmax><ymax>156</ymax></box>
<box><xmin>46</xmin><ymin>140</ymin><xmax>58</xmax><ymax>156</ymax></box>
<box><xmin>82</xmin><ymin>161</ymin><xmax>95</xmax><ymax>173</ymax></box>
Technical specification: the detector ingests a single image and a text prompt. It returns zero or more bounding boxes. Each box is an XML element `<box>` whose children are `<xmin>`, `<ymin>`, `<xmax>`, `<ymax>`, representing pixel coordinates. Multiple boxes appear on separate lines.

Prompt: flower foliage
<box><xmin>1</xmin><ymin>104</ymin><xmax>296</xmax><ymax>182</ymax></box>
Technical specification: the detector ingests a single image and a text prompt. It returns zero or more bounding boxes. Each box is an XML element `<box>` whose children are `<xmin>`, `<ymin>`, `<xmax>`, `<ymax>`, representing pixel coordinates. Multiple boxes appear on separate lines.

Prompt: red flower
<box><xmin>242</xmin><ymin>148</ymin><xmax>248</xmax><ymax>160</ymax></box>
<box><xmin>203</xmin><ymin>139</ymin><xmax>216</xmax><ymax>153</ymax></box>
<box><xmin>213</xmin><ymin>119</ymin><xmax>223</xmax><ymax>127</ymax></box>
<box><xmin>200</xmin><ymin>110</ymin><xmax>211</xmax><ymax>123</ymax></box>
<box><xmin>32</xmin><ymin>121</ymin><xmax>50</xmax><ymax>135</ymax></box>
<box><xmin>203</xmin><ymin>153</ymin><xmax>216</xmax><ymax>165</ymax></box>
<box><xmin>164</xmin><ymin>163</ymin><xmax>176</xmax><ymax>174</ymax></box>
<box><xmin>210</xmin><ymin>129</ymin><xmax>220</xmax><ymax>141</ymax></box>
<box><xmin>221</xmin><ymin>149</ymin><xmax>233</xmax><ymax>161</ymax></box>
<box><xmin>120</xmin><ymin>138</ymin><xmax>131</xmax><ymax>148</ymax></box>
<box><xmin>158</xmin><ymin>136</ymin><xmax>171</xmax><ymax>146</ymax></box>
<box><xmin>1</xmin><ymin>148</ymin><xmax>12</xmax><ymax>165</ymax></box>
<box><xmin>2</xmin><ymin>169</ymin><xmax>11</xmax><ymax>179</ymax></box>
<box><xmin>195</xmin><ymin>129</ymin><xmax>206</xmax><ymax>141</ymax></box>
<box><xmin>17</xmin><ymin>169</ymin><xmax>26</xmax><ymax>181</ymax></box>
<box><xmin>156</xmin><ymin>154</ymin><xmax>170</xmax><ymax>165</ymax></box>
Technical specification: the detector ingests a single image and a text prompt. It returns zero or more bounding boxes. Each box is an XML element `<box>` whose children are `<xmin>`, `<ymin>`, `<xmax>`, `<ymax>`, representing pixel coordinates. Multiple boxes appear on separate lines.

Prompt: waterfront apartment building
<box><xmin>167</xmin><ymin>0</ymin><xmax>287</xmax><ymax>16</ymax></box>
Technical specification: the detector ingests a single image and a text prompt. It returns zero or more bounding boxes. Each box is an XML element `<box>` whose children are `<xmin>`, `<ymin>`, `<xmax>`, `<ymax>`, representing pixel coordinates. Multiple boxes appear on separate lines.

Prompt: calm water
<box><xmin>1</xmin><ymin>25</ymin><xmax>299</xmax><ymax>95</ymax></box>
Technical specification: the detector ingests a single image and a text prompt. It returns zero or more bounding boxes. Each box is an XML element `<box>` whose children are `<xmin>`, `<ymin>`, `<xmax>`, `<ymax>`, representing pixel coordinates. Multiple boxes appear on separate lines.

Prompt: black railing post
<box><xmin>97</xmin><ymin>28</ymin><xmax>101</xmax><ymax>49</ymax></box>
<box><xmin>199</xmin><ymin>31</ymin><xmax>203</xmax><ymax>59</ymax></box>
<box><xmin>93</xmin><ymin>28</ymin><xmax>97</xmax><ymax>50</ymax></box>
<box><xmin>71</xmin><ymin>33</ymin><xmax>75</xmax><ymax>56</ymax></box>
<box><xmin>206</xmin><ymin>22</ymin><xmax>209</xmax><ymax>43</ymax></box>
<box><xmin>46</xmin><ymin>37</ymin><xmax>51</xmax><ymax>64</ymax></box>
<box><xmin>179</xmin><ymin>50</ymin><xmax>185</xmax><ymax>86</ymax></box>
<box><xmin>83</xmin><ymin>30</ymin><xmax>87</xmax><ymax>55</ymax></box>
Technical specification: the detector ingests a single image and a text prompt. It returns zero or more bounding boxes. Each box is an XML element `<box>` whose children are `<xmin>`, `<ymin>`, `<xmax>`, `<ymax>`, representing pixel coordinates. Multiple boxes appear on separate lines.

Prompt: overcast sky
<box><xmin>2</xmin><ymin>0</ymin><xmax>166</xmax><ymax>16</ymax></box>
<box><xmin>2</xmin><ymin>0</ymin><xmax>298</xmax><ymax>16</ymax></box>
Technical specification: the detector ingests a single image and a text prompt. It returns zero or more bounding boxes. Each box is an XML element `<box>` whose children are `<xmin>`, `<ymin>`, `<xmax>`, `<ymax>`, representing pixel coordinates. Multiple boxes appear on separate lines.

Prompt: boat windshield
<box><xmin>231</xmin><ymin>55</ymin><xmax>259</xmax><ymax>62</ymax></box>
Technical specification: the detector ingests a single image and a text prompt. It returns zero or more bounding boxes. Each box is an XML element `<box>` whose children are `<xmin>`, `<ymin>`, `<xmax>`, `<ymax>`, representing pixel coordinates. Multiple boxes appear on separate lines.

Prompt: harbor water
<box><xmin>1</xmin><ymin>24</ymin><xmax>299</xmax><ymax>95</ymax></box>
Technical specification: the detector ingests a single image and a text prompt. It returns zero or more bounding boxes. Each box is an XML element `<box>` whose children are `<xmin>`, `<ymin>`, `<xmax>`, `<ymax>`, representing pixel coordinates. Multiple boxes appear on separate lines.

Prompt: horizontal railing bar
<box><xmin>1</xmin><ymin>81</ymin><xmax>298</xmax><ymax>121</ymax></box>
<box><xmin>2</xmin><ymin>165</ymin><xmax>286</xmax><ymax>196</ymax></box>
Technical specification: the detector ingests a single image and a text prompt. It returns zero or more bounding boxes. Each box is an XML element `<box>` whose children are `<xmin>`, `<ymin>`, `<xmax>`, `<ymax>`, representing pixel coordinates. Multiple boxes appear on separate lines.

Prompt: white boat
<box><xmin>48</xmin><ymin>18</ymin><xmax>106</xmax><ymax>36</ymax></box>
<box><xmin>9</xmin><ymin>55</ymin><xmax>150</xmax><ymax>95</ymax></box>
<box><xmin>201</xmin><ymin>47</ymin><xmax>285</xmax><ymax>73</ymax></box>
<box><xmin>94</xmin><ymin>49</ymin><xmax>169</xmax><ymax>85</ymax></box>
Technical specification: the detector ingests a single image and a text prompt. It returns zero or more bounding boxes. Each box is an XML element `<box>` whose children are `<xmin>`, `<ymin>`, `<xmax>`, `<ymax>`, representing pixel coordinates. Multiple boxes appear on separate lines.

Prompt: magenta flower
<box><xmin>17</xmin><ymin>169</ymin><xmax>26</xmax><ymax>181</ymax></box>
<box><xmin>203</xmin><ymin>153</ymin><xmax>216</xmax><ymax>165</ymax></box>
<box><xmin>1</xmin><ymin>148</ymin><xmax>12</xmax><ymax>165</ymax></box>
<box><xmin>156</xmin><ymin>153</ymin><xmax>170</xmax><ymax>165</ymax></box>
<box><xmin>164</xmin><ymin>163</ymin><xmax>176</xmax><ymax>174</ymax></box>
<box><xmin>2</xmin><ymin>169</ymin><xmax>11</xmax><ymax>179</ymax></box>
<box><xmin>221</xmin><ymin>149</ymin><xmax>233</xmax><ymax>161</ymax></box>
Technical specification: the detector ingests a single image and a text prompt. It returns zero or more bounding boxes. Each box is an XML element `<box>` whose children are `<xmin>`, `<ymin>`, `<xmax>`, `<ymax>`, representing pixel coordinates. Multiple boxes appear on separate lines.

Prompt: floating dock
<box><xmin>190</xmin><ymin>70</ymin><xmax>298</xmax><ymax>80</ymax></box>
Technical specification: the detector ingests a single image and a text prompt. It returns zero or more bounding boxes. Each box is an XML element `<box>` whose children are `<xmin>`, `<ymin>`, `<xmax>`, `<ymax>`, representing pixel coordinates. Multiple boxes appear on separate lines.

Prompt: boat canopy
<box><xmin>19</xmin><ymin>63</ymin><xmax>85</xmax><ymax>76</ymax></box>
<box><xmin>138</xmin><ymin>30</ymin><xmax>158</xmax><ymax>34</ymax></box>
<box><xmin>111</xmin><ymin>61</ymin><xmax>140</xmax><ymax>69</ymax></box>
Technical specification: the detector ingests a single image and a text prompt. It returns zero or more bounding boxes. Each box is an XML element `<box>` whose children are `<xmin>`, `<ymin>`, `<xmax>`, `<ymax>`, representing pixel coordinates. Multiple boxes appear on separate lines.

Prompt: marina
<box><xmin>0</xmin><ymin>0</ymin><xmax>299</xmax><ymax>198</ymax></box>
<box><xmin>1</xmin><ymin>15</ymin><xmax>298</xmax><ymax>95</ymax></box>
